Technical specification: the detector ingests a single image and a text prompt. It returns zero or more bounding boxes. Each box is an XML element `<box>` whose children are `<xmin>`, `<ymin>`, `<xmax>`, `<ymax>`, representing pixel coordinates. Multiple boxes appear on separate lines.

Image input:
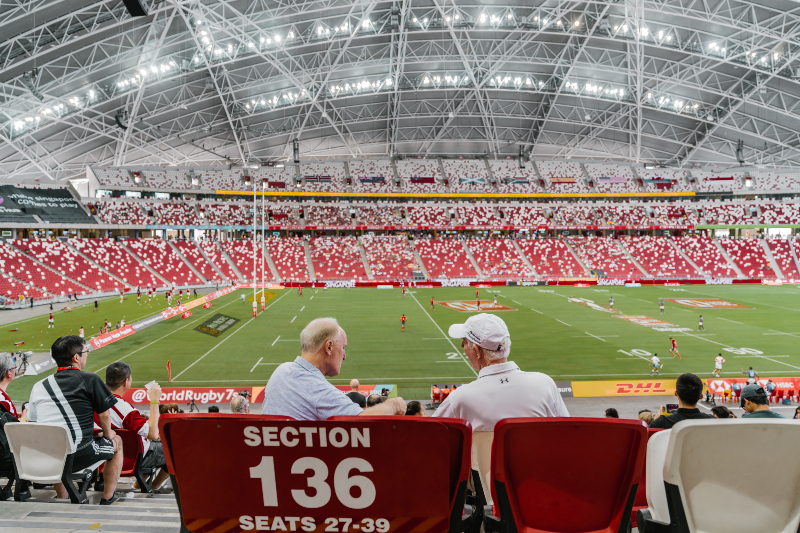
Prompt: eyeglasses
<box><xmin>79</xmin><ymin>350</ymin><xmax>89</xmax><ymax>356</ymax></box>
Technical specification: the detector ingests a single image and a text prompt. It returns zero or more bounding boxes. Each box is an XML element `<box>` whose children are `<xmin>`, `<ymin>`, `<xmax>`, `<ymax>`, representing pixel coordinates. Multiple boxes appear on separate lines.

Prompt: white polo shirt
<box><xmin>432</xmin><ymin>361</ymin><xmax>569</xmax><ymax>431</ymax></box>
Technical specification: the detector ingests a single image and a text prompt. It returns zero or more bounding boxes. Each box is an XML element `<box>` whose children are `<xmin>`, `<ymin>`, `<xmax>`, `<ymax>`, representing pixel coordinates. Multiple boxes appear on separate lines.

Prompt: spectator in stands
<box><xmin>740</xmin><ymin>384</ymin><xmax>786</xmax><ymax>418</ymax></box>
<box><xmin>27</xmin><ymin>335</ymin><xmax>124</xmax><ymax>504</ymax></box>
<box><xmin>405</xmin><ymin>401</ymin><xmax>425</xmax><ymax>417</ymax></box>
<box><xmin>434</xmin><ymin>313</ymin><xmax>569</xmax><ymax>429</ymax></box>
<box><xmin>638</xmin><ymin>410</ymin><xmax>655</xmax><ymax>424</ymax></box>
<box><xmin>231</xmin><ymin>395</ymin><xmax>250</xmax><ymax>414</ymax></box>
<box><xmin>208</xmin><ymin>406</ymin><xmax>220</xmax><ymax>413</ymax></box>
<box><xmin>0</xmin><ymin>354</ymin><xmax>18</xmax><ymax>418</ymax></box>
<box><xmin>261</xmin><ymin>318</ymin><xmax>405</xmax><ymax>419</ymax></box>
<box><xmin>366</xmin><ymin>394</ymin><xmax>384</xmax><ymax>407</ymax></box>
<box><xmin>604</xmin><ymin>408</ymin><xmax>619</xmax><ymax>418</ymax></box>
<box><xmin>346</xmin><ymin>379</ymin><xmax>366</xmax><ymax>408</ymax></box>
<box><xmin>159</xmin><ymin>404</ymin><xmax>179</xmax><ymax>415</ymax></box>
<box><xmin>711</xmin><ymin>405</ymin><xmax>736</xmax><ymax>419</ymax></box>
<box><xmin>649</xmin><ymin>373</ymin><xmax>714</xmax><ymax>429</ymax></box>
<box><xmin>104</xmin><ymin>362</ymin><xmax>170</xmax><ymax>492</ymax></box>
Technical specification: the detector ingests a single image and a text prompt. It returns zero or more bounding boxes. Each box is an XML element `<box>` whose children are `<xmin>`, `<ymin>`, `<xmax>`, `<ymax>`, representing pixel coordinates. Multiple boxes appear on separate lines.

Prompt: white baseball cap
<box><xmin>448</xmin><ymin>313</ymin><xmax>510</xmax><ymax>354</ymax></box>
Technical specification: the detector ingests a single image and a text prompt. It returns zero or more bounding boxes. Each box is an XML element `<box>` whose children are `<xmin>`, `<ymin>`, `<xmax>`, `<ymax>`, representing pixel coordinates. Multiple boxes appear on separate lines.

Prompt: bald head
<box><xmin>350</xmin><ymin>379</ymin><xmax>360</xmax><ymax>391</ymax></box>
<box><xmin>300</xmin><ymin>317</ymin><xmax>342</xmax><ymax>355</ymax></box>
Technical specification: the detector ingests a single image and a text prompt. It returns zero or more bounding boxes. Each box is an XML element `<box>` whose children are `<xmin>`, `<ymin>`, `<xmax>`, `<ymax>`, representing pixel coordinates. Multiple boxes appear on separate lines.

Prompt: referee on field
<box><xmin>27</xmin><ymin>336</ymin><xmax>125</xmax><ymax>504</ymax></box>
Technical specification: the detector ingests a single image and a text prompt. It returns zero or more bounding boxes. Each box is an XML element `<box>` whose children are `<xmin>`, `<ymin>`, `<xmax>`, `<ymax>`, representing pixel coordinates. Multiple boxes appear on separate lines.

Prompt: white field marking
<box><xmin>768</xmin><ymin>329</ymin><xmax>800</xmax><ymax>339</ymax></box>
<box><xmin>677</xmin><ymin>331</ymin><xmax>732</xmax><ymax>348</ymax></box>
<box><xmin>408</xmin><ymin>291</ymin><xmax>478</xmax><ymax>377</ymax></box>
<box><xmin>617</xmin><ymin>349</ymin><xmax>652</xmax><ymax>362</ymax></box>
<box><xmin>310</xmin><ymin>296</ymin><xmax>313</xmax><ymax>300</ymax></box>
<box><xmin>276</xmin><ymin>339</ymin><xmax>299</xmax><ymax>342</ymax></box>
<box><xmin>436</xmin><ymin>361</ymin><xmax>465</xmax><ymax>363</ymax></box>
<box><xmin>300</xmin><ymin>306</ymin><xmax>305</xmax><ymax>312</ymax></box>
<box><xmin>733</xmin><ymin>355</ymin><xmax>789</xmax><ymax>358</ymax></box>
<box><xmin>512</xmin><ymin>300</ymin><xmax>522</xmax><ymax>305</ymax></box>
<box><xmin>555</xmin><ymin>319</ymin><xmax>571</xmax><ymax>327</ymax></box>
<box><xmin>89</xmin><ymin>295</ymin><xmax>241</xmax><ymax>375</ymax></box>
<box><xmin>257</xmin><ymin>362</ymin><xmax>284</xmax><ymax>365</ymax></box>
<box><xmin>584</xmin><ymin>332</ymin><xmax>607</xmax><ymax>342</ymax></box>
<box><xmin>271</xmin><ymin>335</ymin><xmax>280</xmax><ymax>346</ymax></box>
<box><xmin>423</xmin><ymin>338</ymin><xmax>450</xmax><ymax>340</ymax></box>
<box><xmin>634</xmin><ymin>298</ymin><xmax>651</xmax><ymax>303</ymax></box>
<box><xmin>291</xmin><ymin>316</ymin><xmax>296</xmax><ymax>323</ymax></box>
<box><xmin>170</xmin><ymin>376</ymin><xmax>478</xmax><ymax>383</ymax></box>
<box><xmin>530</xmin><ymin>308</ymin><xmax>543</xmax><ymax>314</ymax></box>
<box><xmin>250</xmin><ymin>357</ymin><xmax>263</xmax><ymax>372</ymax></box>
<box><xmin>717</xmin><ymin>317</ymin><xmax>743</xmax><ymax>324</ymax></box>
<box><xmin>172</xmin><ymin>317</ymin><xmax>256</xmax><ymax>380</ymax></box>
<box><xmin>747</xmin><ymin>355</ymin><xmax>800</xmax><ymax>371</ymax></box>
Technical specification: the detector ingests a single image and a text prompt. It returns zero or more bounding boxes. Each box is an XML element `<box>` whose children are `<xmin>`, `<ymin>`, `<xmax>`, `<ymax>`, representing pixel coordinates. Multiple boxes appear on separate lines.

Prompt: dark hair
<box><xmin>637</xmin><ymin>409</ymin><xmax>652</xmax><ymax>415</ymax></box>
<box><xmin>366</xmin><ymin>394</ymin><xmax>384</xmax><ymax>408</ymax></box>
<box><xmin>711</xmin><ymin>405</ymin><xmax>735</xmax><ymax>418</ymax></box>
<box><xmin>51</xmin><ymin>335</ymin><xmax>87</xmax><ymax>367</ymax></box>
<box><xmin>675</xmin><ymin>373</ymin><xmax>704</xmax><ymax>406</ymax></box>
<box><xmin>105</xmin><ymin>361</ymin><xmax>132</xmax><ymax>389</ymax></box>
<box><xmin>747</xmin><ymin>393</ymin><xmax>769</xmax><ymax>406</ymax></box>
<box><xmin>604</xmin><ymin>408</ymin><xmax>619</xmax><ymax>418</ymax></box>
<box><xmin>21</xmin><ymin>402</ymin><xmax>29</xmax><ymax>412</ymax></box>
<box><xmin>405</xmin><ymin>401</ymin><xmax>423</xmax><ymax>416</ymax></box>
<box><xmin>208</xmin><ymin>406</ymin><xmax>220</xmax><ymax>413</ymax></box>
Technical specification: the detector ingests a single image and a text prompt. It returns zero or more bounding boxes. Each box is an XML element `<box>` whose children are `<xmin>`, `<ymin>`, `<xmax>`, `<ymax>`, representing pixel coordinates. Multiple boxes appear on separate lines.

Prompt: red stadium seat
<box><xmin>484</xmin><ymin>418</ymin><xmax>647</xmax><ymax>533</ymax></box>
<box><xmin>161</xmin><ymin>414</ymin><xmax>473</xmax><ymax>533</ymax></box>
<box><xmin>94</xmin><ymin>428</ymin><xmax>157</xmax><ymax>493</ymax></box>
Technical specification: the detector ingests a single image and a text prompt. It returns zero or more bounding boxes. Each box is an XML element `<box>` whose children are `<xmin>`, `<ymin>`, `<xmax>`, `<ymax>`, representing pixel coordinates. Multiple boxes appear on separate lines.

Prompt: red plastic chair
<box><xmin>630</xmin><ymin>428</ymin><xmax>663</xmax><ymax>528</ymax></box>
<box><xmin>484</xmin><ymin>418</ymin><xmax>647</xmax><ymax>533</ymax></box>
<box><xmin>94</xmin><ymin>428</ymin><xmax>154</xmax><ymax>493</ymax></box>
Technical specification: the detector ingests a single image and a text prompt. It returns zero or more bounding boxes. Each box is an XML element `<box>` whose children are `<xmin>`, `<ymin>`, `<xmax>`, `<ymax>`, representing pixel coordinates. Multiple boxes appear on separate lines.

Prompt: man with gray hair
<box><xmin>262</xmin><ymin>317</ymin><xmax>405</xmax><ymax>419</ymax></box>
<box><xmin>0</xmin><ymin>353</ymin><xmax>18</xmax><ymax>417</ymax></box>
<box><xmin>231</xmin><ymin>394</ymin><xmax>250</xmax><ymax>414</ymax></box>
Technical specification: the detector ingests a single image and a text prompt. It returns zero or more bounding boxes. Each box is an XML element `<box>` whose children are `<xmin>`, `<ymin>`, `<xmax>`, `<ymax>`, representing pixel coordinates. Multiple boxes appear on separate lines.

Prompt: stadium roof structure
<box><xmin>2</xmin><ymin>0</ymin><xmax>800</xmax><ymax>183</ymax></box>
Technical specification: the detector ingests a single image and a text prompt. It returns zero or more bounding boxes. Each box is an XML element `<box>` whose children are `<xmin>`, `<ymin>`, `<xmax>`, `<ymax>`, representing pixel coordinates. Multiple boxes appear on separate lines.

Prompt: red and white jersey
<box><xmin>715</xmin><ymin>356</ymin><xmax>725</xmax><ymax>367</ymax></box>
<box><xmin>94</xmin><ymin>394</ymin><xmax>150</xmax><ymax>453</ymax></box>
<box><xmin>0</xmin><ymin>387</ymin><xmax>18</xmax><ymax>417</ymax></box>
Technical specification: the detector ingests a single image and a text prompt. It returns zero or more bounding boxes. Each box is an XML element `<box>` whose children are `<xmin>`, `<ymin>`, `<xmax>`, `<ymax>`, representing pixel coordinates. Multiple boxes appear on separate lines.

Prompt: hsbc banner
<box><xmin>706</xmin><ymin>377</ymin><xmax>800</xmax><ymax>395</ymax></box>
<box><xmin>88</xmin><ymin>325</ymin><xmax>136</xmax><ymax>350</ymax></box>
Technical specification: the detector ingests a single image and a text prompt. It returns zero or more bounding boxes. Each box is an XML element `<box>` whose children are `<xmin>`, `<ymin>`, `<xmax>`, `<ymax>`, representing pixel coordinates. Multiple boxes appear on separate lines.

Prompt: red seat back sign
<box><xmin>162</xmin><ymin>417</ymin><xmax>453</xmax><ymax>533</ymax></box>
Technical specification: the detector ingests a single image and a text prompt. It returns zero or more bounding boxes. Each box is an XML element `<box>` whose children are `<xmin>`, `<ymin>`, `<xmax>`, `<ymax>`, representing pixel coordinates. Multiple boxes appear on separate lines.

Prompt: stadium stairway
<box><xmin>713</xmin><ymin>240</ymin><xmax>745</xmax><ymax>278</ymax></box>
<box><xmin>216</xmin><ymin>242</ymin><xmax>245</xmax><ymax>281</ymax></box>
<box><xmin>669</xmin><ymin>239</ymin><xmax>705</xmax><ymax>275</ymax></box>
<box><xmin>563</xmin><ymin>240</ymin><xmax>593</xmax><ymax>276</ymax></box>
<box><xmin>410</xmin><ymin>241</ymin><xmax>429</xmax><ymax>279</ymax></box>
<box><xmin>789</xmin><ymin>240</ymin><xmax>800</xmax><ymax>274</ymax></box>
<box><xmin>118</xmin><ymin>241</ymin><xmax>171</xmax><ymax>287</ymax></box>
<box><xmin>302</xmin><ymin>240</ymin><xmax>316</xmax><ymax>280</ymax></box>
<box><xmin>461</xmin><ymin>242</ymin><xmax>485</xmax><ymax>278</ymax></box>
<box><xmin>167</xmin><ymin>241</ymin><xmax>209</xmax><ymax>283</ymax></box>
<box><xmin>759</xmin><ymin>240</ymin><xmax>784</xmax><ymax>279</ymax></box>
<box><xmin>191</xmin><ymin>242</ymin><xmax>230</xmax><ymax>282</ymax></box>
<box><xmin>616</xmin><ymin>240</ymin><xmax>651</xmax><ymax>276</ymax></box>
<box><xmin>511</xmin><ymin>240</ymin><xmax>538</xmax><ymax>275</ymax></box>
<box><xmin>64</xmin><ymin>241</ymin><xmax>132</xmax><ymax>290</ymax></box>
<box><xmin>357</xmin><ymin>241</ymin><xmax>375</xmax><ymax>281</ymax></box>
<box><xmin>263</xmin><ymin>245</ymin><xmax>282</xmax><ymax>281</ymax></box>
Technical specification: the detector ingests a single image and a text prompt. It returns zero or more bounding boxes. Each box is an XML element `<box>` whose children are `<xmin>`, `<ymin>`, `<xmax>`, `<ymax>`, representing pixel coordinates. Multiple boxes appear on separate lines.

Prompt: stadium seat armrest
<box><xmin>483</xmin><ymin>506</ymin><xmax>505</xmax><ymax>533</ymax></box>
<box><xmin>459</xmin><ymin>504</ymin><xmax>473</xmax><ymax>532</ymax></box>
<box><xmin>636</xmin><ymin>508</ymin><xmax>675</xmax><ymax>533</ymax></box>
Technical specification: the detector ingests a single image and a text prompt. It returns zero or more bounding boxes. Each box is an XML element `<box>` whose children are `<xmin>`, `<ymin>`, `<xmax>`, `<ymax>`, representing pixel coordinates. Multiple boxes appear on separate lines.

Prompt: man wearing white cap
<box><xmin>433</xmin><ymin>313</ymin><xmax>569</xmax><ymax>503</ymax></box>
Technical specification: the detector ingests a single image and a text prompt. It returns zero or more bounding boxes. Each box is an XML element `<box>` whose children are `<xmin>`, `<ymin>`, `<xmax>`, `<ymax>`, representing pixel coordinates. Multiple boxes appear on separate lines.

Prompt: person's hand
<box><xmin>148</xmin><ymin>383</ymin><xmax>162</xmax><ymax>403</ymax></box>
<box><xmin>385</xmin><ymin>397</ymin><xmax>406</xmax><ymax>415</ymax></box>
<box><xmin>105</xmin><ymin>428</ymin><xmax>117</xmax><ymax>442</ymax></box>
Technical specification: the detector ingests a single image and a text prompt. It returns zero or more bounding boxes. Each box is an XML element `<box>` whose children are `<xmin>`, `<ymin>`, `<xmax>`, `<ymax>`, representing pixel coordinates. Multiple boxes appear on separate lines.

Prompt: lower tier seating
<box><xmin>415</xmin><ymin>239</ymin><xmax>479</xmax><ymax>278</ymax></box>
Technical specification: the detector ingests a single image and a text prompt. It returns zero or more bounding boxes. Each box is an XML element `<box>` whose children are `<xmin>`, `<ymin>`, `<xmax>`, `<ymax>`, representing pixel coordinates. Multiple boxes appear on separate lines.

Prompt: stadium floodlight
<box><xmin>386</xmin><ymin>78</ymin><xmax>392</xmax><ymax>85</ymax></box>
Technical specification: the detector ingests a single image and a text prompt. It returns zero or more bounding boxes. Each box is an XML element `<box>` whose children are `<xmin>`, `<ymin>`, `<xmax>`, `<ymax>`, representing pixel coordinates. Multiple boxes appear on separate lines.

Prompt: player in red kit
<box><xmin>400</xmin><ymin>314</ymin><xmax>406</xmax><ymax>332</ymax></box>
<box><xmin>430</xmin><ymin>297</ymin><xmax>435</xmax><ymax>310</ymax></box>
<box><xmin>670</xmin><ymin>337</ymin><xmax>682</xmax><ymax>360</ymax></box>
<box><xmin>402</xmin><ymin>287</ymin><xmax>406</xmax><ymax>299</ymax></box>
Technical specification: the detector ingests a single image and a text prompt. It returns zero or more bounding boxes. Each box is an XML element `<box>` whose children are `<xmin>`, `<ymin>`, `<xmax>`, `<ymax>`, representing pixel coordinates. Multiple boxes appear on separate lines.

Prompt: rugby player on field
<box><xmin>669</xmin><ymin>337</ymin><xmax>682</xmax><ymax>360</ymax></box>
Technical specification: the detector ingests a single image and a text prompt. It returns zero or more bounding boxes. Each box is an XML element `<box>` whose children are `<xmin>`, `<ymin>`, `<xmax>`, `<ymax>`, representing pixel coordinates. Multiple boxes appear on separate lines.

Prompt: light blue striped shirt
<box><xmin>261</xmin><ymin>356</ymin><xmax>363</xmax><ymax>420</ymax></box>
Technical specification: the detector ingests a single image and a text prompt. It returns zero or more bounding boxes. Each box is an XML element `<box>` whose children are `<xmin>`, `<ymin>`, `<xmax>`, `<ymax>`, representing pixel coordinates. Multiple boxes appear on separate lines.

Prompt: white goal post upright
<box><xmin>253</xmin><ymin>178</ymin><xmax>257</xmax><ymax>307</ymax></box>
<box><xmin>261</xmin><ymin>179</ymin><xmax>265</xmax><ymax>291</ymax></box>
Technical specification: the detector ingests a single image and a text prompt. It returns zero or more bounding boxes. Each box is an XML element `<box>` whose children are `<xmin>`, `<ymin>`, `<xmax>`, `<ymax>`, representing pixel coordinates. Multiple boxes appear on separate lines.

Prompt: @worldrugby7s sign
<box><xmin>161</xmin><ymin>418</ymin><xmax>453</xmax><ymax>533</ymax></box>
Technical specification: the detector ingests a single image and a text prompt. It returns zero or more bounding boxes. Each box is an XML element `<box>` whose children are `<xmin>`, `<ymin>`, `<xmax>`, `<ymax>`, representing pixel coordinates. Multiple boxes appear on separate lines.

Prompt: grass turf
<box><xmin>6</xmin><ymin>284</ymin><xmax>800</xmax><ymax>403</ymax></box>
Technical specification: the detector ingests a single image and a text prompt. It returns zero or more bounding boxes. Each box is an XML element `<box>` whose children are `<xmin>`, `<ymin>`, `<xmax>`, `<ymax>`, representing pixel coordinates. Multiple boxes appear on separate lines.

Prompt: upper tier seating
<box><xmin>597</xmin><ymin>204</ymin><xmax>650</xmax><ymax>226</ymax></box>
<box><xmin>96</xmin><ymin>201</ymin><xmax>148</xmax><ymax>225</ymax></box>
<box><xmin>303</xmin><ymin>204</ymin><xmax>352</xmax><ymax>226</ymax></box>
<box><xmin>536</xmin><ymin>161</ymin><xmax>592</xmax><ymax>193</ymax></box>
<box><xmin>309</xmin><ymin>237</ymin><xmax>367</xmax><ymax>280</ymax></box>
<box><xmin>196</xmin><ymin>241</ymin><xmax>240</xmax><ymax>281</ymax></box>
<box><xmin>490</xmin><ymin>160</ymin><xmax>542</xmax><ymax>193</ymax></box>
<box><xmin>199</xmin><ymin>203</ymin><xmax>251</xmax><ymax>226</ymax></box>
<box><xmin>553</xmin><ymin>204</ymin><xmax>599</xmax><ymax>226</ymax></box>
<box><xmin>172</xmin><ymin>240</ymin><xmax>223</xmax><ymax>282</ymax></box>
<box><xmin>396</xmin><ymin>160</ymin><xmax>447</xmax><ymax>193</ymax></box>
<box><xmin>126</xmin><ymin>240</ymin><xmax>203</xmax><ymax>285</ymax></box>
<box><xmin>362</xmin><ymin>235</ymin><xmax>418</xmax><ymax>280</ymax></box>
<box><xmin>585</xmin><ymin>165</ymin><xmax>641</xmax><ymax>193</ymax></box>
<box><xmin>673</xmin><ymin>236</ymin><xmax>737</xmax><ymax>278</ymax></box>
<box><xmin>267</xmin><ymin>203</ymin><xmax>298</xmax><ymax>226</ymax></box>
<box><xmin>415</xmin><ymin>238</ymin><xmax>478</xmax><ymax>278</ymax></box>
<box><xmin>499</xmin><ymin>204</ymin><xmax>550</xmax><ymax>226</ymax></box>
<box><xmin>625</xmin><ymin>236</ymin><xmax>699</xmax><ymax>277</ymax></box>
<box><xmin>265</xmin><ymin>237</ymin><xmax>309</xmax><ymax>281</ymax></box>
<box><xmin>456</xmin><ymin>205</ymin><xmax>503</xmax><ymax>226</ymax></box>
<box><xmin>140</xmin><ymin>170</ymin><xmax>192</xmax><ymax>190</ymax></box>
<box><xmin>198</xmin><ymin>169</ymin><xmax>245</xmax><ymax>191</ymax></box>
<box><xmin>650</xmin><ymin>201</ymin><xmax>698</xmax><ymax>225</ymax></box>
<box><xmin>70</xmin><ymin>238</ymin><xmax>164</xmax><ymax>288</ymax></box>
<box><xmin>349</xmin><ymin>160</ymin><xmax>396</xmax><ymax>193</ymax></box>
<box><xmin>353</xmin><ymin>204</ymin><xmax>401</xmax><ymax>226</ymax></box>
<box><xmin>766</xmin><ymin>239</ymin><xmax>800</xmax><ymax>279</ymax></box>
<box><xmin>568</xmin><ymin>236</ymin><xmax>643</xmax><ymax>278</ymax></box>
<box><xmin>718</xmin><ymin>238</ymin><xmax>777</xmax><ymax>278</ymax></box>
<box><xmin>300</xmin><ymin>163</ymin><xmax>346</xmax><ymax>193</ymax></box>
<box><xmin>14</xmin><ymin>239</ymin><xmax>122</xmax><ymax>293</ymax></box>
<box><xmin>406</xmin><ymin>204</ymin><xmax>452</xmax><ymax>226</ymax></box>
<box><xmin>251</xmin><ymin>167</ymin><xmax>297</xmax><ymax>191</ymax></box>
<box><xmin>442</xmin><ymin>160</ymin><xmax>495</xmax><ymax>193</ymax></box>
<box><xmin>93</xmin><ymin>168</ymin><xmax>134</xmax><ymax>188</ymax></box>
<box><xmin>636</xmin><ymin>168</ymin><xmax>693</xmax><ymax>192</ymax></box>
<box><xmin>701</xmin><ymin>204</ymin><xmax>756</xmax><ymax>225</ymax></box>
<box><xmin>466</xmin><ymin>239</ymin><xmax>530</xmax><ymax>277</ymax></box>
<box><xmin>149</xmin><ymin>202</ymin><xmax>200</xmax><ymax>226</ymax></box>
<box><xmin>0</xmin><ymin>242</ymin><xmax>82</xmax><ymax>296</ymax></box>
<box><xmin>220</xmin><ymin>240</ymin><xmax>266</xmax><ymax>282</ymax></box>
<box><xmin>516</xmin><ymin>238</ymin><xmax>585</xmax><ymax>277</ymax></box>
<box><xmin>692</xmin><ymin>171</ymin><xmax>748</xmax><ymax>193</ymax></box>
<box><xmin>751</xmin><ymin>171</ymin><xmax>800</xmax><ymax>192</ymax></box>
<box><xmin>759</xmin><ymin>203</ymin><xmax>800</xmax><ymax>225</ymax></box>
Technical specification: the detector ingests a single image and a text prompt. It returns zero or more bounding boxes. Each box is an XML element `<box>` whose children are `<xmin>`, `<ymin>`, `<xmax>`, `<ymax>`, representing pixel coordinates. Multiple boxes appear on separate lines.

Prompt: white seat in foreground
<box><xmin>663</xmin><ymin>419</ymin><xmax>800</xmax><ymax>533</ymax></box>
<box><xmin>5</xmin><ymin>423</ymin><xmax>105</xmax><ymax>504</ymax></box>
<box><xmin>636</xmin><ymin>429</ymin><xmax>671</xmax><ymax>533</ymax></box>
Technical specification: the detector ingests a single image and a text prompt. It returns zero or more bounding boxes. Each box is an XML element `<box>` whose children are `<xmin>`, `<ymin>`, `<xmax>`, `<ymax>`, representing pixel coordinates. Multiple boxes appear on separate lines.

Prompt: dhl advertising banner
<box><xmin>571</xmin><ymin>379</ymin><xmax>677</xmax><ymax>397</ymax></box>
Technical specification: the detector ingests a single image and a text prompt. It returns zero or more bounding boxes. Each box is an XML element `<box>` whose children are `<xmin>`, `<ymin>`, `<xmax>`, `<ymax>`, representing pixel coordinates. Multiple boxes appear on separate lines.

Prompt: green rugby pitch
<box><xmin>5</xmin><ymin>284</ymin><xmax>800</xmax><ymax>402</ymax></box>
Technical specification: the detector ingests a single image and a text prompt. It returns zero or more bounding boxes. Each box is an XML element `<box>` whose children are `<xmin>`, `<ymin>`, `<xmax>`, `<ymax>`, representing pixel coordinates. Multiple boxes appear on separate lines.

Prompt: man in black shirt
<box><xmin>650</xmin><ymin>373</ymin><xmax>714</xmax><ymax>429</ymax></box>
<box><xmin>28</xmin><ymin>336</ymin><xmax>124</xmax><ymax>504</ymax></box>
<box><xmin>345</xmin><ymin>379</ymin><xmax>366</xmax><ymax>409</ymax></box>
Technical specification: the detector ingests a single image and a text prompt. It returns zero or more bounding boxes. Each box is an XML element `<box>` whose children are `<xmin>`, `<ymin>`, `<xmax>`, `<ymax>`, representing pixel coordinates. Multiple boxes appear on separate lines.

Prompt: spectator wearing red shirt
<box><xmin>100</xmin><ymin>362</ymin><xmax>170</xmax><ymax>492</ymax></box>
<box><xmin>0</xmin><ymin>353</ymin><xmax>18</xmax><ymax>418</ymax></box>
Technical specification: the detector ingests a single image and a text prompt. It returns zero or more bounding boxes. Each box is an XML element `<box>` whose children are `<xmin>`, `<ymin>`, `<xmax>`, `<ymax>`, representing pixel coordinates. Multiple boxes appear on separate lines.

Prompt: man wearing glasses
<box><xmin>27</xmin><ymin>336</ymin><xmax>124</xmax><ymax>504</ymax></box>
